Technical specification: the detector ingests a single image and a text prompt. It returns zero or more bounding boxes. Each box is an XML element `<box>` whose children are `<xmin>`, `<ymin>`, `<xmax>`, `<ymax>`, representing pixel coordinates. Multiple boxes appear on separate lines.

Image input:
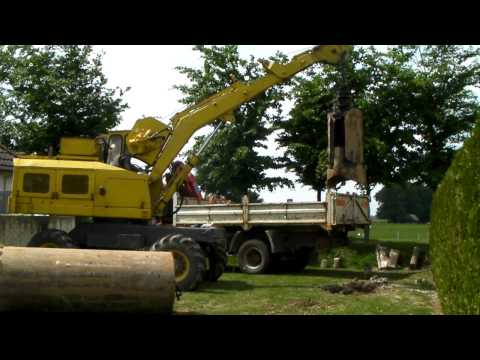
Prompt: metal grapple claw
<box><xmin>326</xmin><ymin>108</ymin><xmax>367</xmax><ymax>188</ymax></box>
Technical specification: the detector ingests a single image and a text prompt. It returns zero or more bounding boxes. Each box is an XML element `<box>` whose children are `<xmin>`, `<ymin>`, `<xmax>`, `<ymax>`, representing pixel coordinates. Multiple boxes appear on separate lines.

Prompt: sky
<box><xmin>97</xmin><ymin>45</ymin><xmax>382</xmax><ymax>214</ymax></box>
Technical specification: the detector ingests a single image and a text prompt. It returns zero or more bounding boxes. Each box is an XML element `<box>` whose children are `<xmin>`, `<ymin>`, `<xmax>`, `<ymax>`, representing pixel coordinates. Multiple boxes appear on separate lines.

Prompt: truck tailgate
<box><xmin>327</xmin><ymin>192</ymin><xmax>370</xmax><ymax>226</ymax></box>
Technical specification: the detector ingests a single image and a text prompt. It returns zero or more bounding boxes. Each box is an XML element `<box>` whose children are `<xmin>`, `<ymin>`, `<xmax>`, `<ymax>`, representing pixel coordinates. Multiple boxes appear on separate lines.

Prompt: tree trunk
<box><xmin>364</xmin><ymin>225</ymin><xmax>370</xmax><ymax>241</ymax></box>
<box><xmin>365</xmin><ymin>183</ymin><xmax>373</xmax><ymax>198</ymax></box>
<box><xmin>363</xmin><ymin>183</ymin><xmax>373</xmax><ymax>241</ymax></box>
<box><xmin>317</xmin><ymin>189</ymin><xmax>322</xmax><ymax>202</ymax></box>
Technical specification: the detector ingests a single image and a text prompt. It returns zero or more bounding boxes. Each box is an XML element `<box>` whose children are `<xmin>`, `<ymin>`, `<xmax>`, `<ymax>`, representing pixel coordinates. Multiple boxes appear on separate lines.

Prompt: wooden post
<box><xmin>409</xmin><ymin>246</ymin><xmax>421</xmax><ymax>270</ymax></box>
<box><xmin>376</xmin><ymin>245</ymin><xmax>390</xmax><ymax>270</ymax></box>
<box><xmin>388</xmin><ymin>249</ymin><xmax>400</xmax><ymax>269</ymax></box>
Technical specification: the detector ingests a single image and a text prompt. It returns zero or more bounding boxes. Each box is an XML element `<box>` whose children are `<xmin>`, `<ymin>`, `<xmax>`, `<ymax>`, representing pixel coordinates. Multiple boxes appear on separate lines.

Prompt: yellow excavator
<box><xmin>8</xmin><ymin>45</ymin><xmax>363</xmax><ymax>292</ymax></box>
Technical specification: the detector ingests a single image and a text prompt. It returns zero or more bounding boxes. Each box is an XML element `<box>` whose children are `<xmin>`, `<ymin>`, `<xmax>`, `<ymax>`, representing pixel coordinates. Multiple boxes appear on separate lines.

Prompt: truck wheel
<box><xmin>150</xmin><ymin>234</ymin><xmax>206</xmax><ymax>291</ymax></box>
<box><xmin>28</xmin><ymin>229</ymin><xmax>77</xmax><ymax>248</ymax></box>
<box><xmin>238</xmin><ymin>239</ymin><xmax>271</xmax><ymax>274</ymax></box>
<box><xmin>205</xmin><ymin>245</ymin><xmax>227</xmax><ymax>282</ymax></box>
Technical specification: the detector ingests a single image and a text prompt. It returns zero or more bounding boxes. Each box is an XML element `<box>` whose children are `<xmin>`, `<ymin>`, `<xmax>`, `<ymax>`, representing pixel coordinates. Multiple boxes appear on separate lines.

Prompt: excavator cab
<box><xmin>95</xmin><ymin>117</ymin><xmax>174</xmax><ymax>174</ymax></box>
<box><xmin>326</xmin><ymin>108</ymin><xmax>367</xmax><ymax>188</ymax></box>
<box><xmin>95</xmin><ymin>132</ymin><xmax>125</xmax><ymax>166</ymax></box>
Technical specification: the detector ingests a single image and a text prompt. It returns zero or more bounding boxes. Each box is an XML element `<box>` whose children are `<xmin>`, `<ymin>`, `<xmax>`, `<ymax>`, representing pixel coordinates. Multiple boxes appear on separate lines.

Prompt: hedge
<box><xmin>430</xmin><ymin>122</ymin><xmax>480</xmax><ymax>314</ymax></box>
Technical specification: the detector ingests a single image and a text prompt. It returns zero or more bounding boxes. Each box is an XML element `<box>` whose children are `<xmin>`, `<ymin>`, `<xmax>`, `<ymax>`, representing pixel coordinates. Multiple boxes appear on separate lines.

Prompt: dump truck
<box><xmin>173</xmin><ymin>191</ymin><xmax>370</xmax><ymax>274</ymax></box>
<box><xmin>7</xmin><ymin>45</ymin><xmax>361</xmax><ymax>292</ymax></box>
<box><xmin>172</xmin><ymin>77</ymin><xmax>370</xmax><ymax>275</ymax></box>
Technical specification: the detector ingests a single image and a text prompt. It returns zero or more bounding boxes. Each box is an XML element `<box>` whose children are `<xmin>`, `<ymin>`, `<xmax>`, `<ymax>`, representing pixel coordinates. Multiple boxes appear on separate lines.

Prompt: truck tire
<box><xmin>237</xmin><ymin>239</ymin><xmax>271</xmax><ymax>274</ymax></box>
<box><xmin>150</xmin><ymin>234</ymin><xmax>206</xmax><ymax>291</ymax></box>
<box><xmin>205</xmin><ymin>245</ymin><xmax>228</xmax><ymax>282</ymax></box>
<box><xmin>28</xmin><ymin>229</ymin><xmax>77</xmax><ymax>248</ymax></box>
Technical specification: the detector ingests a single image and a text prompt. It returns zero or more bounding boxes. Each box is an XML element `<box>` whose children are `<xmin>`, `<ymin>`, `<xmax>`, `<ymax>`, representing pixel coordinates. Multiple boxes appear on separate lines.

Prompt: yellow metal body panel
<box><xmin>14</xmin><ymin>158</ymin><xmax>125</xmax><ymax>171</ymax></box>
<box><xmin>9</xmin><ymin>158</ymin><xmax>152</xmax><ymax>220</ymax></box>
<box><xmin>20</xmin><ymin>154</ymin><xmax>100</xmax><ymax>161</ymax></box>
<box><xmin>59</xmin><ymin>138</ymin><xmax>99</xmax><ymax>157</ymax></box>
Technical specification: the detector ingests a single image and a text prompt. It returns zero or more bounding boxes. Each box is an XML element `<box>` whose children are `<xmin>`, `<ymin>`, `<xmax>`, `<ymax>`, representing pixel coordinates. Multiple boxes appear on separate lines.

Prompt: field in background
<box><xmin>363</xmin><ymin>222</ymin><xmax>429</xmax><ymax>244</ymax></box>
<box><xmin>174</xmin><ymin>222</ymin><xmax>438</xmax><ymax>315</ymax></box>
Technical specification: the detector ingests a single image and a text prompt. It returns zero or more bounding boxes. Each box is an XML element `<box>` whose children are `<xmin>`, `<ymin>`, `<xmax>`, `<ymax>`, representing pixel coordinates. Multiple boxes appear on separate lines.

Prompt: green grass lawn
<box><xmin>362</xmin><ymin>222</ymin><xmax>429</xmax><ymax>244</ymax></box>
<box><xmin>174</xmin><ymin>222</ymin><xmax>440</xmax><ymax>315</ymax></box>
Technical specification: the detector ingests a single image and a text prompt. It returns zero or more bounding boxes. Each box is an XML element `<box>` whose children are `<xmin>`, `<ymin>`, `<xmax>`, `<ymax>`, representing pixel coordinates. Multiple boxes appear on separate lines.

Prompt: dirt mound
<box><xmin>321</xmin><ymin>276</ymin><xmax>389</xmax><ymax>295</ymax></box>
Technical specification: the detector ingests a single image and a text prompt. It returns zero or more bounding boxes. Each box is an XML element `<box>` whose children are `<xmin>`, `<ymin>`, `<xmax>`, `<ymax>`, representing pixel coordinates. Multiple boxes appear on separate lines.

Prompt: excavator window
<box><xmin>107</xmin><ymin>135</ymin><xmax>124</xmax><ymax>166</ymax></box>
<box><xmin>95</xmin><ymin>137</ymin><xmax>108</xmax><ymax>163</ymax></box>
<box><xmin>23</xmin><ymin>173</ymin><xmax>50</xmax><ymax>193</ymax></box>
<box><xmin>61</xmin><ymin>175</ymin><xmax>89</xmax><ymax>195</ymax></box>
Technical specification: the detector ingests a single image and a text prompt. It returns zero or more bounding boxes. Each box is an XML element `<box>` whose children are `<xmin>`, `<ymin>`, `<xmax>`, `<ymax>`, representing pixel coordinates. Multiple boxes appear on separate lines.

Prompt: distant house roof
<box><xmin>0</xmin><ymin>145</ymin><xmax>14</xmax><ymax>171</ymax></box>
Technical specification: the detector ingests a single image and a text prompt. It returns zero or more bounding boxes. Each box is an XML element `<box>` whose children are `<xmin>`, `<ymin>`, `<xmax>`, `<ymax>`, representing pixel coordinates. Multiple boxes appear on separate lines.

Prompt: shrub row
<box><xmin>430</xmin><ymin>122</ymin><xmax>480</xmax><ymax>314</ymax></box>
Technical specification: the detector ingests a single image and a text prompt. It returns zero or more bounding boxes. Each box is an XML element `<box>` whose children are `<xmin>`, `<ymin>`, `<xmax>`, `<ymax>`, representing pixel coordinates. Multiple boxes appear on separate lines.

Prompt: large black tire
<box><xmin>205</xmin><ymin>244</ymin><xmax>228</xmax><ymax>282</ymax></box>
<box><xmin>237</xmin><ymin>239</ymin><xmax>271</xmax><ymax>275</ymax></box>
<box><xmin>150</xmin><ymin>234</ymin><xmax>206</xmax><ymax>292</ymax></box>
<box><xmin>28</xmin><ymin>229</ymin><xmax>77</xmax><ymax>248</ymax></box>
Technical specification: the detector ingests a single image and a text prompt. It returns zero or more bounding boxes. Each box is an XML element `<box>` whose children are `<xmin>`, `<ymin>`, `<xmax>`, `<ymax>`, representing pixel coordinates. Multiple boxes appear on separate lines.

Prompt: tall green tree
<box><xmin>375</xmin><ymin>182</ymin><xmax>433</xmax><ymax>223</ymax></box>
<box><xmin>0</xmin><ymin>45</ymin><xmax>129</xmax><ymax>153</ymax></box>
<box><xmin>278</xmin><ymin>45</ymin><xmax>480</xmax><ymax>195</ymax></box>
<box><xmin>277</xmin><ymin>74</ymin><xmax>332</xmax><ymax>201</ymax></box>
<box><xmin>174</xmin><ymin>45</ymin><xmax>292</xmax><ymax>202</ymax></box>
<box><xmin>277</xmin><ymin>46</ymin><xmax>393</xmax><ymax>198</ymax></box>
<box><xmin>389</xmin><ymin>45</ymin><xmax>480</xmax><ymax>189</ymax></box>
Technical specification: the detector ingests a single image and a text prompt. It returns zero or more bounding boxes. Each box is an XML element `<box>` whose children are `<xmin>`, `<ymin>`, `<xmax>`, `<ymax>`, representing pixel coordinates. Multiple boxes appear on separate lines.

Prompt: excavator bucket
<box><xmin>326</xmin><ymin>108</ymin><xmax>367</xmax><ymax>188</ymax></box>
<box><xmin>0</xmin><ymin>246</ymin><xmax>176</xmax><ymax>313</ymax></box>
<box><xmin>126</xmin><ymin>117</ymin><xmax>172</xmax><ymax>166</ymax></box>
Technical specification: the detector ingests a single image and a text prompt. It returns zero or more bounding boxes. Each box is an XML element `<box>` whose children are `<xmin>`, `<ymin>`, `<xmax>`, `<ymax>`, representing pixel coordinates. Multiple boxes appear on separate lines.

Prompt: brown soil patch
<box><xmin>431</xmin><ymin>293</ymin><xmax>444</xmax><ymax>315</ymax></box>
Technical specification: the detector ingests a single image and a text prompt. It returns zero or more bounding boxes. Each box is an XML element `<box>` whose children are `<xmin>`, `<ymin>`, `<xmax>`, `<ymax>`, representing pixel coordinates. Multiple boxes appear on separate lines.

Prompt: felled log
<box><xmin>0</xmin><ymin>246</ymin><xmax>176</xmax><ymax>313</ymax></box>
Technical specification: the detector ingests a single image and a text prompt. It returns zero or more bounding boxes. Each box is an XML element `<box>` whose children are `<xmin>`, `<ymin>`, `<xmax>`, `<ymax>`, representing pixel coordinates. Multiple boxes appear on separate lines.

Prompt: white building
<box><xmin>0</xmin><ymin>145</ymin><xmax>13</xmax><ymax>213</ymax></box>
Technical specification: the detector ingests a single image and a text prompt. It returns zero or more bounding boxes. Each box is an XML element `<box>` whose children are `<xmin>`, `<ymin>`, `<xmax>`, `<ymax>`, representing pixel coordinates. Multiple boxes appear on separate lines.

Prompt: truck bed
<box><xmin>173</xmin><ymin>192</ymin><xmax>370</xmax><ymax>231</ymax></box>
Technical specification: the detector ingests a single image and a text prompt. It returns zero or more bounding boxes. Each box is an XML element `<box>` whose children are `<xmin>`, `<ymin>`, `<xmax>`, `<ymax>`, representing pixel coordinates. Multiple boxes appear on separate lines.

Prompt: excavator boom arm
<box><xmin>149</xmin><ymin>45</ymin><xmax>352</xmax><ymax>214</ymax></box>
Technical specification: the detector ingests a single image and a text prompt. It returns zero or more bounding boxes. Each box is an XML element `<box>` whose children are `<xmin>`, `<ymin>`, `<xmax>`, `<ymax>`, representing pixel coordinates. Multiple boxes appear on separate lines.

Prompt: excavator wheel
<box><xmin>150</xmin><ymin>234</ymin><xmax>206</xmax><ymax>291</ymax></box>
<box><xmin>205</xmin><ymin>244</ymin><xmax>228</xmax><ymax>282</ymax></box>
<box><xmin>28</xmin><ymin>229</ymin><xmax>78</xmax><ymax>248</ymax></box>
